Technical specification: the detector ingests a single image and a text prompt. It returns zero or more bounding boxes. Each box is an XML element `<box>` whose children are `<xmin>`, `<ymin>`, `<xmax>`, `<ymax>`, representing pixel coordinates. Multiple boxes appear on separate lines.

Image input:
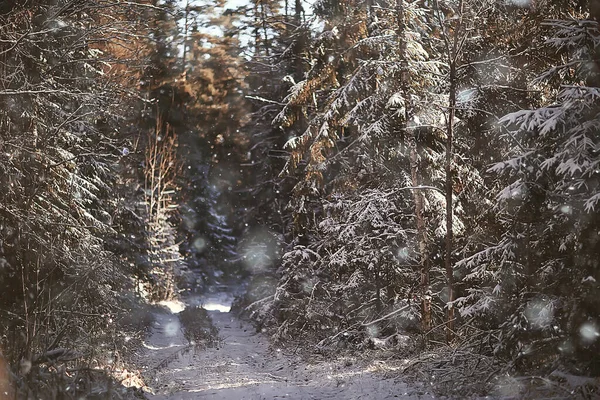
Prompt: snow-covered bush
<box><xmin>265</xmin><ymin>187</ymin><xmax>422</xmax><ymax>347</ymax></box>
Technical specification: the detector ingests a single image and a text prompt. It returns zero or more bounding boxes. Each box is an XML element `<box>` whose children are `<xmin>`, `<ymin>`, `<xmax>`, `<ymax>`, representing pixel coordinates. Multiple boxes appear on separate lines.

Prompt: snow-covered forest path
<box><xmin>139</xmin><ymin>288</ymin><xmax>430</xmax><ymax>400</ymax></box>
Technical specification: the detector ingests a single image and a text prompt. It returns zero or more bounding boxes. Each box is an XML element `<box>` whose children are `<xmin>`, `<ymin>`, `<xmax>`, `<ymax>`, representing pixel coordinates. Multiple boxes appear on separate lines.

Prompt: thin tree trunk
<box><xmin>397</xmin><ymin>0</ymin><xmax>431</xmax><ymax>335</ymax></box>
<box><xmin>294</xmin><ymin>0</ymin><xmax>303</xmax><ymax>77</ymax></box>
<box><xmin>254</xmin><ymin>2</ymin><xmax>260</xmax><ymax>56</ymax></box>
<box><xmin>367</xmin><ymin>0</ymin><xmax>374</xmax><ymax>35</ymax></box>
<box><xmin>445</xmin><ymin>0</ymin><xmax>465</xmax><ymax>341</ymax></box>
<box><xmin>295</xmin><ymin>0</ymin><xmax>303</xmax><ymax>23</ymax></box>
<box><xmin>261</xmin><ymin>2</ymin><xmax>270</xmax><ymax>56</ymax></box>
<box><xmin>434</xmin><ymin>0</ymin><xmax>463</xmax><ymax>344</ymax></box>
<box><xmin>412</xmin><ymin>142</ymin><xmax>431</xmax><ymax>335</ymax></box>
<box><xmin>181</xmin><ymin>0</ymin><xmax>189</xmax><ymax>72</ymax></box>
<box><xmin>445</xmin><ymin>58</ymin><xmax>456</xmax><ymax>342</ymax></box>
<box><xmin>293</xmin><ymin>0</ymin><xmax>306</xmax><ymax>124</ymax></box>
<box><xmin>589</xmin><ymin>1</ymin><xmax>600</xmax><ymax>86</ymax></box>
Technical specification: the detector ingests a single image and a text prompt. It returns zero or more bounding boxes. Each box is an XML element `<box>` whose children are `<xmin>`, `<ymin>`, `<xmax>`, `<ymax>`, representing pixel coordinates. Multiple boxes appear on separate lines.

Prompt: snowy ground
<box><xmin>138</xmin><ymin>287</ymin><xmax>433</xmax><ymax>400</ymax></box>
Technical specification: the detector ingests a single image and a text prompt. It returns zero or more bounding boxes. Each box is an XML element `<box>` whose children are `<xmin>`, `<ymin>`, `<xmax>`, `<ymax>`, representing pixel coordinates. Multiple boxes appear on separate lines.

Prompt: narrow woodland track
<box><xmin>139</xmin><ymin>290</ymin><xmax>430</xmax><ymax>400</ymax></box>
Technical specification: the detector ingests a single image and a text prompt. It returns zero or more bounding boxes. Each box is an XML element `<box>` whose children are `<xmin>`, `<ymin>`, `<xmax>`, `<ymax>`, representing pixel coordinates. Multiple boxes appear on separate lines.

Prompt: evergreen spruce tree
<box><xmin>455</xmin><ymin>0</ymin><xmax>600</xmax><ymax>374</ymax></box>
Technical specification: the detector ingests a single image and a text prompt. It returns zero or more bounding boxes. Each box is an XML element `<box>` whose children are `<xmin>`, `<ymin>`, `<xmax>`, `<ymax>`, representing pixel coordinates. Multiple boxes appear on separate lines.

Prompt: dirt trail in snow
<box><xmin>140</xmin><ymin>290</ymin><xmax>430</xmax><ymax>400</ymax></box>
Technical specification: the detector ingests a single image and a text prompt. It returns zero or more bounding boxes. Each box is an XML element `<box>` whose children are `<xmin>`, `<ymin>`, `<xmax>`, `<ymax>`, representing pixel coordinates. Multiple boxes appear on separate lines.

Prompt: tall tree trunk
<box><xmin>181</xmin><ymin>0</ymin><xmax>189</xmax><ymax>72</ymax></box>
<box><xmin>295</xmin><ymin>0</ymin><xmax>303</xmax><ymax>23</ymax></box>
<box><xmin>253</xmin><ymin>2</ymin><xmax>260</xmax><ymax>56</ymax></box>
<box><xmin>444</xmin><ymin>0</ymin><xmax>464</xmax><ymax>342</ymax></box>
<box><xmin>434</xmin><ymin>0</ymin><xmax>463</xmax><ymax>344</ymax></box>
<box><xmin>397</xmin><ymin>0</ymin><xmax>431</xmax><ymax>335</ymax></box>
<box><xmin>261</xmin><ymin>2</ymin><xmax>270</xmax><ymax>56</ymax></box>
<box><xmin>285</xmin><ymin>0</ymin><xmax>289</xmax><ymax>21</ymax></box>
<box><xmin>0</xmin><ymin>349</ymin><xmax>15</xmax><ymax>400</ymax></box>
<box><xmin>367</xmin><ymin>0</ymin><xmax>374</xmax><ymax>35</ymax></box>
<box><xmin>294</xmin><ymin>0</ymin><xmax>304</xmax><ymax>79</ymax></box>
<box><xmin>292</xmin><ymin>0</ymin><xmax>306</xmax><ymax>127</ymax></box>
<box><xmin>412</xmin><ymin>143</ymin><xmax>431</xmax><ymax>335</ymax></box>
<box><xmin>589</xmin><ymin>0</ymin><xmax>600</xmax><ymax>87</ymax></box>
<box><xmin>445</xmin><ymin>59</ymin><xmax>456</xmax><ymax>342</ymax></box>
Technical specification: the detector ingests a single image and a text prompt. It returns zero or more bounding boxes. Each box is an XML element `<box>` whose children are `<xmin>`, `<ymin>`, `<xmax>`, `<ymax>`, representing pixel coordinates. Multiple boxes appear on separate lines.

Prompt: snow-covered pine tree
<box><xmin>0</xmin><ymin>0</ymin><xmax>152</xmax><ymax>389</ymax></box>
<box><xmin>455</xmin><ymin>4</ymin><xmax>600</xmax><ymax>374</ymax></box>
<box><xmin>250</xmin><ymin>0</ymin><xmax>463</xmax><ymax>345</ymax></box>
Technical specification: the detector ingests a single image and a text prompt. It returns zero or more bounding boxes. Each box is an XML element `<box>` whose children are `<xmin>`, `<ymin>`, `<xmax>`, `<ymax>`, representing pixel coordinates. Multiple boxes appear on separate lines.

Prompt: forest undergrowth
<box><xmin>237</xmin><ymin>272</ymin><xmax>600</xmax><ymax>399</ymax></box>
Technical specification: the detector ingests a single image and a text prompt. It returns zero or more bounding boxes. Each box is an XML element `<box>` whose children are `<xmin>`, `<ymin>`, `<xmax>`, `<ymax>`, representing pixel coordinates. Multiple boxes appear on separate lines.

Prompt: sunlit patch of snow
<box><xmin>142</xmin><ymin>342</ymin><xmax>184</xmax><ymax>350</ymax></box>
<box><xmin>188</xmin><ymin>379</ymin><xmax>279</xmax><ymax>392</ymax></box>
<box><xmin>187</xmin><ymin>287</ymin><xmax>236</xmax><ymax>312</ymax></box>
<box><xmin>368</xmin><ymin>361</ymin><xmax>403</xmax><ymax>372</ymax></box>
<box><xmin>202</xmin><ymin>302</ymin><xmax>231</xmax><ymax>312</ymax></box>
<box><xmin>135</xmin><ymin>279</ymin><xmax>150</xmax><ymax>299</ymax></box>
<box><xmin>579</xmin><ymin>321</ymin><xmax>600</xmax><ymax>344</ymax></box>
<box><xmin>170</xmin><ymin>364</ymin><xmax>210</xmax><ymax>373</ymax></box>
<box><xmin>112</xmin><ymin>368</ymin><xmax>145</xmax><ymax>389</ymax></box>
<box><xmin>324</xmin><ymin>361</ymin><xmax>405</xmax><ymax>382</ymax></box>
<box><xmin>158</xmin><ymin>299</ymin><xmax>186</xmax><ymax>314</ymax></box>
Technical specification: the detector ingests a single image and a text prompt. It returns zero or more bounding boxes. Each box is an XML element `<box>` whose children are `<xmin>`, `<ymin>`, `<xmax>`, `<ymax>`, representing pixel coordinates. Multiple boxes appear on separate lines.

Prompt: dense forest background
<box><xmin>0</xmin><ymin>0</ymin><xmax>599</xmax><ymax>398</ymax></box>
